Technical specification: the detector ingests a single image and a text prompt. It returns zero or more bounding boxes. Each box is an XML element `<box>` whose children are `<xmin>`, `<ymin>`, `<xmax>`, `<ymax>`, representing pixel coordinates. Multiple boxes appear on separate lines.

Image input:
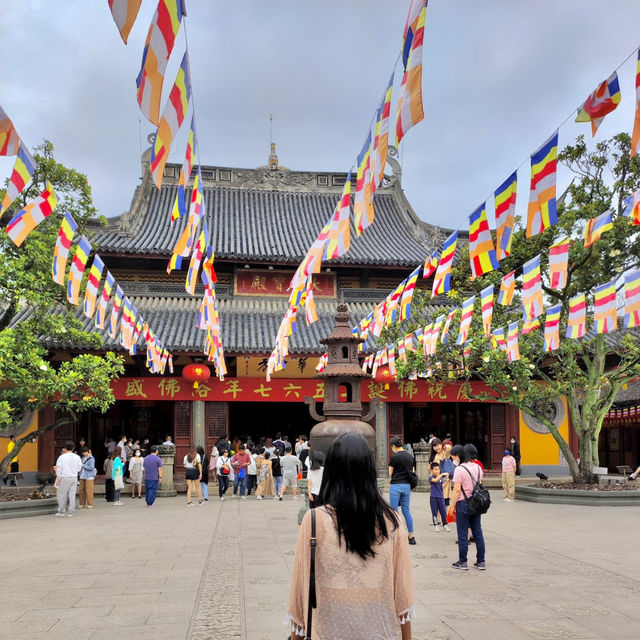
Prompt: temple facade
<box><xmin>18</xmin><ymin>145</ymin><xmax>593</xmax><ymax>477</ymax></box>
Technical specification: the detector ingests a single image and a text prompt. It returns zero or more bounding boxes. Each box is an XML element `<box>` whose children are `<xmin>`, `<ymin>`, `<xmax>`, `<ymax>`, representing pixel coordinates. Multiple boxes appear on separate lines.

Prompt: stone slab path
<box><xmin>1</xmin><ymin>490</ymin><xmax>639</xmax><ymax>639</ymax></box>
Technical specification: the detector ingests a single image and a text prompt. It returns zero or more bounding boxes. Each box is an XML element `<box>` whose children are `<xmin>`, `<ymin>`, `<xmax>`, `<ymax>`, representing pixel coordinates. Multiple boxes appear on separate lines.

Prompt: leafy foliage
<box><xmin>381</xmin><ymin>133</ymin><xmax>640</xmax><ymax>482</ymax></box>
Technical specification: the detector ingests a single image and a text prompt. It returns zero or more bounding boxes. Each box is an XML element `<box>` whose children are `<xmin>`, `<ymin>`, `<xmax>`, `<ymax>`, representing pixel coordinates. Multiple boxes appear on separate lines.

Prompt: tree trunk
<box><xmin>578</xmin><ymin>436</ymin><xmax>594</xmax><ymax>483</ymax></box>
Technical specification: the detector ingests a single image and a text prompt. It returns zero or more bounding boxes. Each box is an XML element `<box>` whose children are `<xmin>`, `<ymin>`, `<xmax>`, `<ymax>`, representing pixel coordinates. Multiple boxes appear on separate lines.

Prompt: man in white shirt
<box><xmin>117</xmin><ymin>436</ymin><xmax>128</xmax><ymax>462</ymax></box>
<box><xmin>55</xmin><ymin>441</ymin><xmax>83</xmax><ymax>517</ymax></box>
<box><xmin>162</xmin><ymin>435</ymin><xmax>175</xmax><ymax>448</ymax></box>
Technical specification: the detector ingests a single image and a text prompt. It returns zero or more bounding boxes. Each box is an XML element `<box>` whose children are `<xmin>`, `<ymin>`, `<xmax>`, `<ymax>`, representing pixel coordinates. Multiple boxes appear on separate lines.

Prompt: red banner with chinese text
<box><xmin>234</xmin><ymin>269</ymin><xmax>336</xmax><ymax>297</ymax></box>
<box><xmin>112</xmin><ymin>377</ymin><xmax>497</xmax><ymax>403</ymax></box>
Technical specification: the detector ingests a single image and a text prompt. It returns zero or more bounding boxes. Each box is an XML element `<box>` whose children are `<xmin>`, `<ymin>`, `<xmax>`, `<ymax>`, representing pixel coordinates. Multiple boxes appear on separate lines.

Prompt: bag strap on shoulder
<box><xmin>306</xmin><ymin>508</ymin><xmax>317</xmax><ymax>639</ymax></box>
<box><xmin>460</xmin><ymin>464</ymin><xmax>480</xmax><ymax>501</ymax></box>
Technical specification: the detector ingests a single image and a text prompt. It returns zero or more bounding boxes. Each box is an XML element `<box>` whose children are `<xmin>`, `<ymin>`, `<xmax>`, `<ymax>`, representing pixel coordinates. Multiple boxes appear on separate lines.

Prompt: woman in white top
<box><xmin>209</xmin><ymin>445</ymin><xmax>219</xmax><ymax>484</ymax></box>
<box><xmin>306</xmin><ymin>449</ymin><xmax>324</xmax><ymax>506</ymax></box>
<box><xmin>216</xmin><ymin>448</ymin><xmax>232</xmax><ymax>500</ymax></box>
<box><xmin>129</xmin><ymin>450</ymin><xmax>144</xmax><ymax>499</ymax></box>
<box><xmin>246</xmin><ymin>449</ymin><xmax>258</xmax><ymax>495</ymax></box>
<box><xmin>183</xmin><ymin>445</ymin><xmax>202</xmax><ymax>506</ymax></box>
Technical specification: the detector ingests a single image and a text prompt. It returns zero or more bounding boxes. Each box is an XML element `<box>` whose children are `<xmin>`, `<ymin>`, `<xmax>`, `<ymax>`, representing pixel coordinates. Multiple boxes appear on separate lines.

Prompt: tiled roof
<box><xmin>20</xmin><ymin>296</ymin><xmax>446</xmax><ymax>356</ymax></box>
<box><xmin>92</xmin><ymin>172</ymin><xmax>445</xmax><ymax>267</ymax></box>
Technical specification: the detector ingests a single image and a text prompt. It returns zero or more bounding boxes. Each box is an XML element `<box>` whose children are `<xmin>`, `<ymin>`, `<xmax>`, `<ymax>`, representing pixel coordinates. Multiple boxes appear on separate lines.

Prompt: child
<box><xmin>501</xmin><ymin>449</ymin><xmax>517</xmax><ymax>501</ymax></box>
<box><xmin>429</xmin><ymin>462</ymin><xmax>450</xmax><ymax>532</ymax></box>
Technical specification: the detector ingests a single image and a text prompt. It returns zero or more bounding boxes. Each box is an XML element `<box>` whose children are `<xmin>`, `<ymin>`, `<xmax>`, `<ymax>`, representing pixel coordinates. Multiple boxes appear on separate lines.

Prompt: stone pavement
<box><xmin>1</xmin><ymin>489</ymin><xmax>639</xmax><ymax>640</ymax></box>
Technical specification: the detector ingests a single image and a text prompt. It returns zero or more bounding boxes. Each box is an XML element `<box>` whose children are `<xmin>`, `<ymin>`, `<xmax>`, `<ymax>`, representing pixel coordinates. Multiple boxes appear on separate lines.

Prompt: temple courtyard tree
<box><xmin>0</xmin><ymin>141</ymin><xmax>124</xmax><ymax>479</ymax></box>
<box><xmin>385</xmin><ymin>133</ymin><xmax>640</xmax><ymax>483</ymax></box>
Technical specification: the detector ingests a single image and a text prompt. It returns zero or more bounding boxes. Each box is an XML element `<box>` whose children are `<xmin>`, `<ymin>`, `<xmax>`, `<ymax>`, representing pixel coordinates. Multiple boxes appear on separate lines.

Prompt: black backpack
<box><xmin>460</xmin><ymin>465</ymin><xmax>491</xmax><ymax>515</ymax></box>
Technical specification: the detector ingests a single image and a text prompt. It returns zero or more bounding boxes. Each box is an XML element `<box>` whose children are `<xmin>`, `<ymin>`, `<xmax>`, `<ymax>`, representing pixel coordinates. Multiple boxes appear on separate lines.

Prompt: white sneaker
<box><xmin>114</xmin><ymin>501</ymin><xmax>123</xmax><ymax>506</ymax></box>
<box><xmin>241</xmin><ymin>496</ymin><xmax>246</xmax><ymax>500</ymax></box>
<box><xmin>54</xmin><ymin>512</ymin><xmax>66</xmax><ymax>517</ymax></box>
<box><xmin>503</xmin><ymin>497</ymin><xmax>510</xmax><ymax>501</ymax></box>
<box><xmin>434</xmin><ymin>524</ymin><xmax>441</xmax><ymax>532</ymax></box>
<box><xmin>256</xmin><ymin>495</ymin><xmax>263</xmax><ymax>500</ymax></box>
<box><xmin>220</xmin><ymin>496</ymin><xmax>225</xmax><ymax>501</ymax></box>
<box><xmin>444</xmin><ymin>524</ymin><xmax>451</xmax><ymax>532</ymax></box>
<box><xmin>293</xmin><ymin>495</ymin><xmax>298</xmax><ymax>500</ymax></box>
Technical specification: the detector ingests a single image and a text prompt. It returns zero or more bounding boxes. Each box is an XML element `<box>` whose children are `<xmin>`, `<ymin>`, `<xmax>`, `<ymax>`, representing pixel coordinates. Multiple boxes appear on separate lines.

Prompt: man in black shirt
<box><xmin>388</xmin><ymin>436</ymin><xmax>417</xmax><ymax>545</ymax></box>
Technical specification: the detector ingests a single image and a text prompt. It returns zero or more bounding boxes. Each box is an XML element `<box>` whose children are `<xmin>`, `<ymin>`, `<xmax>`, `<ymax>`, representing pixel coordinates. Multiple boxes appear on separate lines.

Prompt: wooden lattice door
<box><xmin>174</xmin><ymin>401</ymin><xmax>192</xmax><ymax>473</ymax></box>
<box><xmin>489</xmin><ymin>404</ymin><xmax>506</xmax><ymax>470</ymax></box>
<box><xmin>205</xmin><ymin>402</ymin><xmax>228</xmax><ymax>452</ymax></box>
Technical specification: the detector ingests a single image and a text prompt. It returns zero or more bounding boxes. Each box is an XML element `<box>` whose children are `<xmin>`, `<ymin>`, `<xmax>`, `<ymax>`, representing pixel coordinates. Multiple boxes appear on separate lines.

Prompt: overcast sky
<box><xmin>2</xmin><ymin>1</ymin><xmax>640</xmax><ymax>232</ymax></box>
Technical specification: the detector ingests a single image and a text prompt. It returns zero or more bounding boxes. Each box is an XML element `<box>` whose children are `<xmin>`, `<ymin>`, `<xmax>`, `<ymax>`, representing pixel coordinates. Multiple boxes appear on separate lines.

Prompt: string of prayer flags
<box><xmin>494</xmin><ymin>172</ymin><xmax>517</xmax><ymax>260</ymax></box>
<box><xmin>506</xmin><ymin>322</ymin><xmax>520</xmax><ymax>362</ymax></box>
<box><xmin>566</xmin><ymin>293</ymin><xmax>587</xmax><ymax>339</ymax></box>
<box><xmin>66</xmin><ymin>235</ymin><xmax>92</xmax><ymax>305</ymax></box>
<box><xmin>52</xmin><ymin>213</ymin><xmax>78</xmax><ymax>286</ymax></box>
<box><xmin>323</xmin><ymin>176</ymin><xmax>352</xmax><ymax>260</ymax></box>
<box><xmin>423</xmin><ymin>250</ymin><xmax>439</xmax><ymax>279</ymax></box>
<box><xmin>583</xmin><ymin>210</ymin><xmax>613</xmax><ymax>247</ymax></box>
<box><xmin>109</xmin><ymin>285</ymin><xmax>124</xmax><ymax>340</ymax></box>
<box><xmin>83</xmin><ymin>255</ymin><xmax>105</xmax><ymax>319</ymax></box>
<box><xmin>468</xmin><ymin>203</ymin><xmax>498</xmax><ymax>278</ymax></box>
<box><xmin>172</xmin><ymin>167</ymin><xmax>203</xmax><ymax>257</ymax></box>
<box><xmin>575</xmin><ymin>71</ymin><xmax>621</xmax><ymax>137</ymax></box>
<box><xmin>5</xmin><ymin>181</ymin><xmax>58</xmax><ymax>247</ymax></box>
<box><xmin>150</xmin><ymin>52</ymin><xmax>192</xmax><ymax>189</ymax></box>
<box><xmin>456</xmin><ymin>295</ymin><xmax>475</xmax><ymax>346</ymax></box>
<box><xmin>491</xmin><ymin>327</ymin><xmax>507</xmax><ymax>352</ymax></box>
<box><xmin>171</xmin><ymin>117</ymin><xmax>196</xmax><ymax>222</ymax></box>
<box><xmin>1</xmin><ymin>142</ymin><xmax>36</xmax><ymax>215</ymax></box>
<box><xmin>632</xmin><ymin>50</ymin><xmax>640</xmax><ymax>158</ymax></box>
<box><xmin>480</xmin><ymin>285</ymin><xmax>494</xmax><ymax>338</ymax></box>
<box><xmin>385</xmin><ymin>280</ymin><xmax>407</xmax><ymax>325</ymax></box>
<box><xmin>432</xmin><ymin>230</ymin><xmax>457</xmax><ymax>297</ymax></box>
<box><xmin>136</xmin><ymin>0</ymin><xmax>186</xmax><ymax>125</ymax></box>
<box><xmin>498</xmin><ymin>271</ymin><xmax>515</xmax><ymax>306</ymax></box>
<box><xmin>624</xmin><ymin>269</ymin><xmax>640</xmax><ymax>328</ymax></box>
<box><xmin>527</xmin><ymin>131</ymin><xmax>558</xmax><ymax>238</ymax></box>
<box><xmin>593</xmin><ymin>279</ymin><xmax>618</xmax><ymax>334</ymax></box>
<box><xmin>108</xmin><ymin>0</ymin><xmax>142</xmax><ymax>44</ymax></box>
<box><xmin>622</xmin><ymin>189</ymin><xmax>640</xmax><ymax>225</ymax></box>
<box><xmin>95</xmin><ymin>271</ymin><xmax>114</xmax><ymax>330</ymax></box>
<box><xmin>353</xmin><ymin>133</ymin><xmax>374</xmax><ymax>236</ymax></box>
<box><xmin>441</xmin><ymin>307</ymin><xmax>458</xmax><ymax>345</ymax></box>
<box><xmin>399</xmin><ymin>265</ymin><xmax>421</xmax><ymax>321</ymax></box>
<box><xmin>395</xmin><ymin>0</ymin><xmax>427</xmax><ymax>145</ymax></box>
<box><xmin>521</xmin><ymin>255</ymin><xmax>544</xmax><ymax>321</ymax></box>
<box><xmin>0</xmin><ymin>105</ymin><xmax>20</xmax><ymax>156</ymax></box>
<box><xmin>549</xmin><ymin>238</ymin><xmax>570</xmax><ymax>290</ymax></box>
<box><xmin>371</xmin><ymin>75</ymin><xmax>394</xmax><ymax>192</ymax></box>
<box><xmin>544</xmin><ymin>304</ymin><xmax>562</xmax><ymax>352</ymax></box>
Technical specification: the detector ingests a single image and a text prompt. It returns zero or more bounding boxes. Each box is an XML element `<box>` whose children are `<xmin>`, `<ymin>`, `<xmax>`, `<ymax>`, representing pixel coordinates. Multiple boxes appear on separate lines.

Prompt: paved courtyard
<box><xmin>1</xmin><ymin>490</ymin><xmax>639</xmax><ymax>640</ymax></box>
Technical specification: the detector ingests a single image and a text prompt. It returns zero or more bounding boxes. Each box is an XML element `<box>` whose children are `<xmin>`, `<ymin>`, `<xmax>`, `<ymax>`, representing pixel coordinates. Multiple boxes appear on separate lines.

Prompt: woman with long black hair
<box><xmin>287</xmin><ymin>433</ymin><xmax>414</xmax><ymax>640</ymax></box>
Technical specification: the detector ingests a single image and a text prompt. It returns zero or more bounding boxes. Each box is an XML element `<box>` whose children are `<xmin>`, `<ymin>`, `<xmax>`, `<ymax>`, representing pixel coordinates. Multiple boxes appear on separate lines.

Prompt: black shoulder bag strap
<box><xmin>460</xmin><ymin>465</ymin><xmax>480</xmax><ymax>501</ymax></box>
<box><xmin>306</xmin><ymin>508</ymin><xmax>317</xmax><ymax>640</ymax></box>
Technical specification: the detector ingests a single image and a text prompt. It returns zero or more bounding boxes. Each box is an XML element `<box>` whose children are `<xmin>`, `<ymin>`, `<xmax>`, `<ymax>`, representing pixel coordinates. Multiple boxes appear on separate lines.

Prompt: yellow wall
<box><xmin>519</xmin><ymin>397</ymin><xmax>570</xmax><ymax>465</ymax></box>
<box><xmin>1</xmin><ymin>413</ymin><xmax>39</xmax><ymax>472</ymax></box>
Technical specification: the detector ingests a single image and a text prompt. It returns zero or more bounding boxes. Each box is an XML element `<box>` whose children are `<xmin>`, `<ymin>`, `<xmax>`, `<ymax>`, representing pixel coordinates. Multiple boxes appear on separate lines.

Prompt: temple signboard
<box><xmin>234</xmin><ymin>269</ymin><xmax>336</xmax><ymax>297</ymax></box>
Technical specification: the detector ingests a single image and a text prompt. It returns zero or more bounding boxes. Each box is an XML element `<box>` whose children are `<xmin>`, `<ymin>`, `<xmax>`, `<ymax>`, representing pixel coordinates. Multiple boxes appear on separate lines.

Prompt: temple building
<box><xmin>10</xmin><ymin>144</ymin><xmax>615</xmax><ymax>478</ymax></box>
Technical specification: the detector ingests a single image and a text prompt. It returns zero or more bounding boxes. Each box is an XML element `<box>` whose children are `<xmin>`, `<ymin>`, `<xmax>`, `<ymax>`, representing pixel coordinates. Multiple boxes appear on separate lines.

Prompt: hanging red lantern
<box><xmin>182</xmin><ymin>363</ymin><xmax>211</xmax><ymax>389</ymax></box>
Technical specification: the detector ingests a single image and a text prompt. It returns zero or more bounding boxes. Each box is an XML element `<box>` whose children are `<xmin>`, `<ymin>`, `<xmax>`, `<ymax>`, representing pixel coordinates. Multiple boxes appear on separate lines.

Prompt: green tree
<box><xmin>0</xmin><ymin>141</ymin><xmax>124</xmax><ymax>479</ymax></box>
<box><xmin>384</xmin><ymin>133</ymin><xmax>640</xmax><ymax>483</ymax></box>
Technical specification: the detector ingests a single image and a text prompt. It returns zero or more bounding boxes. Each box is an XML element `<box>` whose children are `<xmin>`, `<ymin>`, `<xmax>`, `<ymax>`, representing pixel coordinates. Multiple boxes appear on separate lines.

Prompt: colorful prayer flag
<box><xmin>527</xmin><ymin>132</ymin><xmax>558</xmax><ymax>238</ymax></box>
<box><xmin>441</xmin><ymin>307</ymin><xmax>458</xmax><ymax>345</ymax></box>
<box><xmin>422</xmin><ymin>250</ymin><xmax>439</xmax><ymax>279</ymax></box>
<box><xmin>399</xmin><ymin>265</ymin><xmax>421</xmax><ymax>321</ymax></box>
<box><xmin>566</xmin><ymin>293</ymin><xmax>586</xmax><ymax>339</ymax></box>
<box><xmin>385</xmin><ymin>280</ymin><xmax>407</xmax><ymax>325</ymax></box>
<box><xmin>136</xmin><ymin>0</ymin><xmax>186</xmax><ymax>125</ymax></box>
<box><xmin>432</xmin><ymin>230</ymin><xmax>457</xmax><ymax>297</ymax></box>
<box><xmin>494</xmin><ymin>171</ymin><xmax>517</xmax><ymax>261</ymax></box>
<box><xmin>0</xmin><ymin>105</ymin><xmax>20</xmax><ymax>156</ymax></box>
<box><xmin>83</xmin><ymin>255</ymin><xmax>105</xmax><ymax>319</ymax></box>
<box><xmin>430</xmin><ymin>316</ymin><xmax>444</xmax><ymax>356</ymax></box>
<box><xmin>468</xmin><ymin>203</ymin><xmax>499</xmax><ymax>278</ymax></box>
<box><xmin>108</xmin><ymin>0</ymin><xmax>142</xmax><ymax>44</ymax></box>
<box><xmin>498</xmin><ymin>271</ymin><xmax>515</xmax><ymax>306</ymax></box>
<box><xmin>456</xmin><ymin>295</ymin><xmax>475</xmax><ymax>346</ymax></box>
<box><xmin>5</xmin><ymin>180</ymin><xmax>58</xmax><ymax>247</ymax></box>
<box><xmin>622</xmin><ymin>189</ymin><xmax>640</xmax><ymax>225</ymax></box>
<box><xmin>593</xmin><ymin>279</ymin><xmax>618</xmax><ymax>334</ymax></box>
<box><xmin>395</xmin><ymin>0</ymin><xmax>428</xmax><ymax>145</ymax></box>
<box><xmin>388</xmin><ymin>346</ymin><xmax>397</xmax><ymax>376</ymax></box>
<box><xmin>66</xmin><ymin>235</ymin><xmax>92</xmax><ymax>305</ymax></box>
<box><xmin>631</xmin><ymin>51</ymin><xmax>640</xmax><ymax>158</ymax></box>
<box><xmin>353</xmin><ymin>133</ymin><xmax>374</xmax><ymax>236</ymax></box>
<box><xmin>549</xmin><ymin>238</ymin><xmax>570</xmax><ymax>290</ymax></box>
<box><xmin>543</xmin><ymin>304</ymin><xmax>562</xmax><ymax>352</ymax></box>
<box><xmin>324</xmin><ymin>176</ymin><xmax>352</xmax><ymax>260</ymax></box>
<box><xmin>150</xmin><ymin>52</ymin><xmax>192</xmax><ymax>188</ymax></box>
<box><xmin>371</xmin><ymin>74</ymin><xmax>394</xmax><ymax>190</ymax></box>
<box><xmin>521</xmin><ymin>255</ymin><xmax>544</xmax><ymax>321</ymax></box>
<box><xmin>0</xmin><ymin>142</ymin><xmax>36</xmax><ymax>215</ymax></box>
<box><xmin>109</xmin><ymin>285</ymin><xmax>124</xmax><ymax>340</ymax></box>
<box><xmin>172</xmin><ymin>167</ymin><xmax>203</xmax><ymax>257</ymax></box>
<box><xmin>52</xmin><ymin>213</ymin><xmax>77</xmax><ymax>286</ymax></box>
<box><xmin>624</xmin><ymin>269</ymin><xmax>640</xmax><ymax>329</ymax></box>
<box><xmin>521</xmin><ymin>317</ymin><xmax>540</xmax><ymax>335</ymax></box>
<box><xmin>95</xmin><ymin>271</ymin><xmax>114</xmax><ymax>330</ymax></box>
<box><xmin>507</xmin><ymin>322</ymin><xmax>520</xmax><ymax>362</ymax></box>
<box><xmin>583</xmin><ymin>210</ymin><xmax>613</xmax><ymax>248</ymax></box>
<box><xmin>492</xmin><ymin>327</ymin><xmax>507</xmax><ymax>352</ymax></box>
<box><xmin>171</xmin><ymin>116</ymin><xmax>196</xmax><ymax>222</ymax></box>
<box><xmin>480</xmin><ymin>285</ymin><xmax>493</xmax><ymax>338</ymax></box>
<box><xmin>305</xmin><ymin>289</ymin><xmax>318</xmax><ymax>325</ymax></box>
<box><xmin>186</xmin><ymin>230</ymin><xmax>206</xmax><ymax>295</ymax></box>
<box><xmin>575</xmin><ymin>71</ymin><xmax>621</xmax><ymax>137</ymax></box>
